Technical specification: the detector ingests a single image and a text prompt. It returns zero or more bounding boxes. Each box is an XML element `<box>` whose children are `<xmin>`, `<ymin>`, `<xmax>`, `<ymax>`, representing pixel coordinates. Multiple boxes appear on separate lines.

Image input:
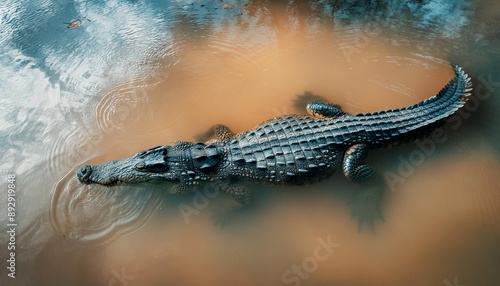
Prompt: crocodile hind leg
<box><xmin>211</xmin><ymin>180</ymin><xmax>254</xmax><ymax>227</ymax></box>
<box><xmin>342</xmin><ymin>143</ymin><xmax>385</xmax><ymax>233</ymax></box>
<box><xmin>307</xmin><ymin>101</ymin><xmax>346</xmax><ymax>118</ymax></box>
<box><xmin>293</xmin><ymin>91</ymin><xmax>327</xmax><ymax>111</ymax></box>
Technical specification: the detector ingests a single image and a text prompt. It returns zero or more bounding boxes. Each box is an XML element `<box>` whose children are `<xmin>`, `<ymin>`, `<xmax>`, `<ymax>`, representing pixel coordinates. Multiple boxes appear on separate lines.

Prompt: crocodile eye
<box><xmin>135</xmin><ymin>161</ymin><xmax>145</xmax><ymax>170</ymax></box>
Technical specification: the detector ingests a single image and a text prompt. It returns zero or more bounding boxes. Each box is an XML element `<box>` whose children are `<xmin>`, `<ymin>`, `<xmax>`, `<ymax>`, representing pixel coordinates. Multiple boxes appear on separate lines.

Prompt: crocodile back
<box><xmin>222</xmin><ymin>66</ymin><xmax>471</xmax><ymax>184</ymax></box>
<box><xmin>225</xmin><ymin>115</ymin><xmax>345</xmax><ymax>184</ymax></box>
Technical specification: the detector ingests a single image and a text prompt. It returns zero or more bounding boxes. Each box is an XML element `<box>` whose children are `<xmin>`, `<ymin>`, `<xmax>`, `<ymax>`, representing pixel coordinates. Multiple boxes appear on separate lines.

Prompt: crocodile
<box><xmin>77</xmin><ymin>65</ymin><xmax>472</xmax><ymax>231</ymax></box>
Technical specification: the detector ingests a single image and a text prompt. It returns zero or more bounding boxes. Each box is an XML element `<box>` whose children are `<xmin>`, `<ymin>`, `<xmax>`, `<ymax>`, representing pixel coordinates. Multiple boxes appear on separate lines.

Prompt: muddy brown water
<box><xmin>1</xmin><ymin>1</ymin><xmax>500</xmax><ymax>285</ymax></box>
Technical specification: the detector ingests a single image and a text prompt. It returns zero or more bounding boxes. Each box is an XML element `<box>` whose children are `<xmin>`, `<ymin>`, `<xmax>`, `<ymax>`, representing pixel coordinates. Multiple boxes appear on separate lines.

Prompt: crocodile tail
<box><xmin>390</xmin><ymin>65</ymin><xmax>472</xmax><ymax>142</ymax></box>
<box><xmin>403</xmin><ymin>65</ymin><xmax>472</xmax><ymax>121</ymax></box>
<box><xmin>351</xmin><ymin>65</ymin><xmax>473</xmax><ymax>147</ymax></box>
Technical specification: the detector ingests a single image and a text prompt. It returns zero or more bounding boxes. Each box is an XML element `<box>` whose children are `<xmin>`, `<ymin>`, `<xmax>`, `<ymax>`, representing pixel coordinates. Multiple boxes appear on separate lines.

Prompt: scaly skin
<box><xmin>77</xmin><ymin>66</ymin><xmax>472</xmax><ymax>231</ymax></box>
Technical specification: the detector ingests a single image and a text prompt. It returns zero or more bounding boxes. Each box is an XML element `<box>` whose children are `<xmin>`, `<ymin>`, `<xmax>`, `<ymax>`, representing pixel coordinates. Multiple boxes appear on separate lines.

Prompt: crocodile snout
<box><xmin>77</xmin><ymin>165</ymin><xmax>93</xmax><ymax>184</ymax></box>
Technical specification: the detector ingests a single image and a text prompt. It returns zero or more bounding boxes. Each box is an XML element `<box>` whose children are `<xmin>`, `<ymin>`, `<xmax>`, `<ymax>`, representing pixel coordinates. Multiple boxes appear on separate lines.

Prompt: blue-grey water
<box><xmin>1</xmin><ymin>0</ymin><xmax>500</xmax><ymax>285</ymax></box>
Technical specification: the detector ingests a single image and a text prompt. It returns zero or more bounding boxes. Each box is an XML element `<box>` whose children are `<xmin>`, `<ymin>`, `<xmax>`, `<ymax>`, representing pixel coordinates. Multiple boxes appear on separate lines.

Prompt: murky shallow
<box><xmin>1</xmin><ymin>0</ymin><xmax>500</xmax><ymax>285</ymax></box>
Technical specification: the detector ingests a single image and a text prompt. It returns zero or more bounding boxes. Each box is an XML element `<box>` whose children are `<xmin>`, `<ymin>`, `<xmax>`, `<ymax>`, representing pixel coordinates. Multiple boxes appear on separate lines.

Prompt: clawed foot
<box><xmin>349</xmin><ymin>186</ymin><xmax>384</xmax><ymax>234</ymax></box>
<box><xmin>211</xmin><ymin>208</ymin><xmax>236</xmax><ymax>228</ymax></box>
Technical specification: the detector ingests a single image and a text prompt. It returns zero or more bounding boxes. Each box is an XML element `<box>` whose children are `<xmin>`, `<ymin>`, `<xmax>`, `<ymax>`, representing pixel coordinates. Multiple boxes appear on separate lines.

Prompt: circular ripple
<box><xmin>94</xmin><ymin>79</ymin><xmax>158</xmax><ymax>132</ymax></box>
<box><xmin>50</xmin><ymin>164</ymin><xmax>163</xmax><ymax>246</ymax></box>
<box><xmin>46</xmin><ymin>110</ymin><xmax>103</xmax><ymax>178</ymax></box>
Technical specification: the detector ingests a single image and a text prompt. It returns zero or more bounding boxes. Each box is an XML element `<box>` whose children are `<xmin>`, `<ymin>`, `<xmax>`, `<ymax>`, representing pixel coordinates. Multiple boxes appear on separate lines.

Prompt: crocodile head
<box><xmin>77</xmin><ymin>144</ymin><xmax>185</xmax><ymax>187</ymax></box>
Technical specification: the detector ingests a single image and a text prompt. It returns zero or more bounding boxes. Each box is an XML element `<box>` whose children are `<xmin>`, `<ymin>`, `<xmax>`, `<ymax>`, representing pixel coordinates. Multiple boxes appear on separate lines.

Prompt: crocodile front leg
<box><xmin>212</xmin><ymin>125</ymin><xmax>235</xmax><ymax>142</ymax></box>
<box><xmin>342</xmin><ymin>143</ymin><xmax>384</xmax><ymax>233</ymax></box>
<box><xmin>195</xmin><ymin>124</ymin><xmax>235</xmax><ymax>143</ymax></box>
<box><xmin>169</xmin><ymin>182</ymin><xmax>194</xmax><ymax>195</ymax></box>
<box><xmin>212</xmin><ymin>180</ymin><xmax>254</xmax><ymax>227</ymax></box>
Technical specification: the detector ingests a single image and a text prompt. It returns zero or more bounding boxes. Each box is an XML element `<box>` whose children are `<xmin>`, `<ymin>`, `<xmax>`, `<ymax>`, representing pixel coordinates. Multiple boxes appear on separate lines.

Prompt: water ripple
<box><xmin>206</xmin><ymin>33</ymin><xmax>261</xmax><ymax>65</ymax></box>
<box><xmin>47</xmin><ymin>127</ymin><xmax>102</xmax><ymax>179</ymax></box>
<box><xmin>94</xmin><ymin>79</ymin><xmax>157</xmax><ymax>132</ymax></box>
<box><xmin>50</xmin><ymin>164</ymin><xmax>163</xmax><ymax>246</ymax></box>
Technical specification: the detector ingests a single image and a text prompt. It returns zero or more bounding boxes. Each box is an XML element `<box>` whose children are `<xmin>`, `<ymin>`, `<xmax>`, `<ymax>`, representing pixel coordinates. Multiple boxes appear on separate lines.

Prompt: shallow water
<box><xmin>1</xmin><ymin>0</ymin><xmax>500</xmax><ymax>285</ymax></box>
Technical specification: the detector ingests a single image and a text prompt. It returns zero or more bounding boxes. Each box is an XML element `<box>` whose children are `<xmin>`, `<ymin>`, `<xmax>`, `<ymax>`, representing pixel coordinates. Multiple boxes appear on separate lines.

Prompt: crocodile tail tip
<box><xmin>453</xmin><ymin>65</ymin><xmax>473</xmax><ymax>103</ymax></box>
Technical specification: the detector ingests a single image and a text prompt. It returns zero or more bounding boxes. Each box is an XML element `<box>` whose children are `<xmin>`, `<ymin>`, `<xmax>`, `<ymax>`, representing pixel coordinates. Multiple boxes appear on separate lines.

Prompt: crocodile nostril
<box><xmin>77</xmin><ymin>165</ymin><xmax>92</xmax><ymax>182</ymax></box>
